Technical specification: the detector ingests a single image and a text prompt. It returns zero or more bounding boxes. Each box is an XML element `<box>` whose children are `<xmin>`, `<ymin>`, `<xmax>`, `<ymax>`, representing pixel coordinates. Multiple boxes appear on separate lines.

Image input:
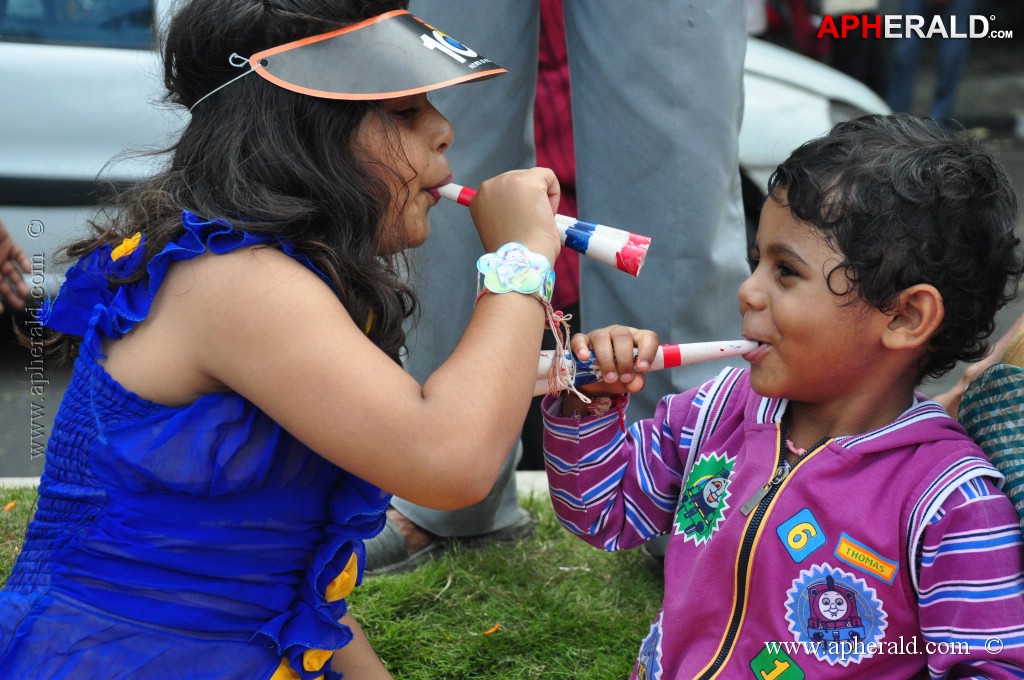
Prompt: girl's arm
<box><xmin>104</xmin><ymin>169</ymin><xmax>561</xmax><ymax>510</ymax></box>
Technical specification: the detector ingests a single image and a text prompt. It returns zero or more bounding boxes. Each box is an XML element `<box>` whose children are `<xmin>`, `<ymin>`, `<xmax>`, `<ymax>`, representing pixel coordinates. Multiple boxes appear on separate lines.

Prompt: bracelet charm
<box><xmin>476</xmin><ymin>242</ymin><xmax>554</xmax><ymax>302</ymax></box>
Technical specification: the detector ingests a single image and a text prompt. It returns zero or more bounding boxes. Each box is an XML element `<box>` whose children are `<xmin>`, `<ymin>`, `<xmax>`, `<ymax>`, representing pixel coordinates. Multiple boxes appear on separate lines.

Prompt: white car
<box><xmin>740</xmin><ymin>37</ymin><xmax>890</xmax><ymax>241</ymax></box>
<box><xmin>0</xmin><ymin>0</ymin><xmax>182</xmax><ymax>294</ymax></box>
<box><xmin>0</xmin><ymin>1</ymin><xmax>888</xmax><ymax>291</ymax></box>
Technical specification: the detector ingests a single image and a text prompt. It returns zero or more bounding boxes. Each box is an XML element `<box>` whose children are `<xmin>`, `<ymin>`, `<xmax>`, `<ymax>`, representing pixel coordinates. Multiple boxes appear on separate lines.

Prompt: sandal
<box><xmin>364</xmin><ymin>515</ymin><xmax>445</xmax><ymax>576</ymax></box>
<box><xmin>364</xmin><ymin>508</ymin><xmax>536</xmax><ymax>576</ymax></box>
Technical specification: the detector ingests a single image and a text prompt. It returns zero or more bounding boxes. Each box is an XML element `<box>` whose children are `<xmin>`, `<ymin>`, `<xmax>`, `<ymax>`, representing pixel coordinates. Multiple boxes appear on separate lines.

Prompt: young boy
<box><xmin>543</xmin><ymin>114</ymin><xmax>1024</xmax><ymax>679</ymax></box>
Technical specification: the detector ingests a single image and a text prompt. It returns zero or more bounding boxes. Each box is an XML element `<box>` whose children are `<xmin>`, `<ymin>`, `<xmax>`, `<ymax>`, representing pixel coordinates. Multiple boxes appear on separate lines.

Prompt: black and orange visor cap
<box><xmin>249</xmin><ymin>9</ymin><xmax>506</xmax><ymax>100</ymax></box>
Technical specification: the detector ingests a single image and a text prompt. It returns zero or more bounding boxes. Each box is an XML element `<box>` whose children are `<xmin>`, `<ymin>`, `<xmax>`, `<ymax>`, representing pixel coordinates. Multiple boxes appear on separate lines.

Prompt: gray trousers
<box><xmin>396</xmin><ymin>0</ymin><xmax>750</xmax><ymax>537</ymax></box>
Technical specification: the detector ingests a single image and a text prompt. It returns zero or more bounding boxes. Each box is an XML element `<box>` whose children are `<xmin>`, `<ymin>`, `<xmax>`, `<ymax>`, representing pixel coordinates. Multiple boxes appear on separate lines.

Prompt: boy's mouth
<box><xmin>742</xmin><ymin>339</ymin><xmax>771</xmax><ymax>362</ymax></box>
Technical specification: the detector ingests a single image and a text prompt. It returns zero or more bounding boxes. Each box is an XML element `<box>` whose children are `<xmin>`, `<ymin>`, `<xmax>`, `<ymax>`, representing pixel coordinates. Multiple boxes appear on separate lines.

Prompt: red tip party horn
<box><xmin>534</xmin><ymin>339</ymin><xmax>758</xmax><ymax>396</ymax></box>
<box><xmin>438</xmin><ymin>183</ymin><xmax>650</xmax><ymax>277</ymax></box>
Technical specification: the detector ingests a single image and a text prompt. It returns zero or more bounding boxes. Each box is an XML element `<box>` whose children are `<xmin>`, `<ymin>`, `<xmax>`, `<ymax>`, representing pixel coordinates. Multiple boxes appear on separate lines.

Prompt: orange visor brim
<box><xmin>248</xmin><ymin>9</ymin><xmax>506</xmax><ymax>100</ymax></box>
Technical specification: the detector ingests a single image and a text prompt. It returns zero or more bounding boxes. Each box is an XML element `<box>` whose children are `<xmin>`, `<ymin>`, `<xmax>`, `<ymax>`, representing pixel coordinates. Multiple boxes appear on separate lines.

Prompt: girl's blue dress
<box><xmin>0</xmin><ymin>212</ymin><xmax>390</xmax><ymax>680</ymax></box>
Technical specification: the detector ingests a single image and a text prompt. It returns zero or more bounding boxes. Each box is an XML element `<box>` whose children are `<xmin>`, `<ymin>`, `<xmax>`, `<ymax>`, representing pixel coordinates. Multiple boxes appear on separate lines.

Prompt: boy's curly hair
<box><xmin>768</xmin><ymin>113</ymin><xmax>1023</xmax><ymax>380</ymax></box>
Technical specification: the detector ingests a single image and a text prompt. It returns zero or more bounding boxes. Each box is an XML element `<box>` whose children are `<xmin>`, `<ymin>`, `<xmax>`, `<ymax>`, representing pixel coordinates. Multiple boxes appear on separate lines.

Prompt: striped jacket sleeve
<box><xmin>917</xmin><ymin>475</ymin><xmax>1024</xmax><ymax>678</ymax></box>
<box><xmin>540</xmin><ymin>383</ymin><xmax>708</xmax><ymax>552</ymax></box>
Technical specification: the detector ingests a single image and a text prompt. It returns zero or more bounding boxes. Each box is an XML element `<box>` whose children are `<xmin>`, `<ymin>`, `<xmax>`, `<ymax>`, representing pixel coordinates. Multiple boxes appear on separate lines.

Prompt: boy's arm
<box><xmin>541</xmin><ymin>385</ymin><xmax>704</xmax><ymax>551</ymax></box>
<box><xmin>917</xmin><ymin>476</ymin><xmax>1024</xmax><ymax>677</ymax></box>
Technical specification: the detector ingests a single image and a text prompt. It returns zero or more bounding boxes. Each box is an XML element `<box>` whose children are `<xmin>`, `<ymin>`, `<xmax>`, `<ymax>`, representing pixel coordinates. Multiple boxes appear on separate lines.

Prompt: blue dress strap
<box><xmin>40</xmin><ymin>210</ymin><xmax>331</xmax><ymax>342</ymax></box>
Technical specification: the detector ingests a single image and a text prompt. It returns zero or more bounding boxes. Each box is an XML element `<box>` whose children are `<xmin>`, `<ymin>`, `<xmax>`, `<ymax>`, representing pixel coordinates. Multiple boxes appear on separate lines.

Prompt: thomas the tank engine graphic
<box><xmin>678</xmin><ymin>465</ymin><xmax>731</xmax><ymax>535</ymax></box>
<box><xmin>806</xmin><ymin>574</ymin><xmax>866</xmax><ymax>642</ymax></box>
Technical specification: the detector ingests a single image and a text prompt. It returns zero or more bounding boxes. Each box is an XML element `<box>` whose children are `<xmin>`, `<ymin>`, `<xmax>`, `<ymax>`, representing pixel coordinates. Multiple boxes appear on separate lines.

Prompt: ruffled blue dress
<box><xmin>0</xmin><ymin>211</ymin><xmax>390</xmax><ymax>679</ymax></box>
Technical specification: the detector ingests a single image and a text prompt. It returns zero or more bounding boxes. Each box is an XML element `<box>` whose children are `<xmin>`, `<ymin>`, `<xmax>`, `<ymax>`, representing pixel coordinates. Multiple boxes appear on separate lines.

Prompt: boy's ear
<box><xmin>882</xmin><ymin>284</ymin><xmax>944</xmax><ymax>350</ymax></box>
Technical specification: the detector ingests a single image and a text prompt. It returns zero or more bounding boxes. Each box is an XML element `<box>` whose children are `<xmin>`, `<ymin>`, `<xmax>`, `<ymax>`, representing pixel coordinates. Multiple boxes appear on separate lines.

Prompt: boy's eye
<box><xmin>776</xmin><ymin>261</ymin><xmax>798</xmax><ymax>277</ymax></box>
<box><xmin>747</xmin><ymin>246</ymin><xmax>760</xmax><ymax>270</ymax></box>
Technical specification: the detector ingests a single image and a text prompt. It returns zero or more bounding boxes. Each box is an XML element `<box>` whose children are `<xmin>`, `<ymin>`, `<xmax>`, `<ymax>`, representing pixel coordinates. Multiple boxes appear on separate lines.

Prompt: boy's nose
<box><xmin>737</xmin><ymin>274</ymin><xmax>765</xmax><ymax>313</ymax></box>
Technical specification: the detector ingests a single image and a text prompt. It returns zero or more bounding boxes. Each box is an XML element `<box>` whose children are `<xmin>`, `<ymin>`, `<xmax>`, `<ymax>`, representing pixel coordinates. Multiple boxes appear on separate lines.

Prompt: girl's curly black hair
<box><xmin>42</xmin><ymin>0</ymin><xmax>417</xmax><ymax>365</ymax></box>
<box><xmin>767</xmin><ymin>113</ymin><xmax>1023</xmax><ymax>380</ymax></box>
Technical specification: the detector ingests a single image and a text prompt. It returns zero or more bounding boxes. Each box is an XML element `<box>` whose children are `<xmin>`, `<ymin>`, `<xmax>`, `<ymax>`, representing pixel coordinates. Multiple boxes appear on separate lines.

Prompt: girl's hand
<box><xmin>470</xmin><ymin>167</ymin><xmax>561</xmax><ymax>264</ymax></box>
<box><xmin>560</xmin><ymin>325</ymin><xmax>659</xmax><ymax>416</ymax></box>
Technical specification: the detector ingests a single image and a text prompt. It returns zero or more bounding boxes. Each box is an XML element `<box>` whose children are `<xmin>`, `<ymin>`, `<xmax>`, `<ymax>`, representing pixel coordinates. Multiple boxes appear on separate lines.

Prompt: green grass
<box><xmin>0</xmin><ymin>487</ymin><xmax>37</xmax><ymax>588</ymax></box>
<box><xmin>0</xmin><ymin>488</ymin><xmax>663</xmax><ymax>678</ymax></box>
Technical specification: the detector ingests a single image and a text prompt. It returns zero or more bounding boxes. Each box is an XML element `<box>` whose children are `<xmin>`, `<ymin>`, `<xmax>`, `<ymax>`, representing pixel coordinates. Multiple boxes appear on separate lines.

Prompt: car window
<box><xmin>0</xmin><ymin>0</ymin><xmax>153</xmax><ymax>49</ymax></box>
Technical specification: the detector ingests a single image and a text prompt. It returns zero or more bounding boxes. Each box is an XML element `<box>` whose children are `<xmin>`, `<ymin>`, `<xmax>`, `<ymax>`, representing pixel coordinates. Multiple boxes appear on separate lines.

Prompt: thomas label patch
<box><xmin>776</xmin><ymin>509</ymin><xmax>826</xmax><ymax>563</ymax></box>
<box><xmin>750</xmin><ymin>646</ymin><xmax>805</xmax><ymax>679</ymax></box>
<box><xmin>784</xmin><ymin>563</ymin><xmax>888</xmax><ymax>666</ymax></box>
<box><xmin>834</xmin><ymin>533</ymin><xmax>899</xmax><ymax>584</ymax></box>
<box><xmin>674</xmin><ymin>452</ymin><xmax>736</xmax><ymax>545</ymax></box>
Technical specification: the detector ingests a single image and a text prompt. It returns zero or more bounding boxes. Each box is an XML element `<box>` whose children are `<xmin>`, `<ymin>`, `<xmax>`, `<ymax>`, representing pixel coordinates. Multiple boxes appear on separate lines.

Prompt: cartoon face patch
<box><xmin>784</xmin><ymin>563</ymin><xmax>888</xmax><ymax>666</ymax></box>
<box><xmin>674</xmin><ymin>452</ymin><xmax>736</xmax><ymax>545</ymax></box>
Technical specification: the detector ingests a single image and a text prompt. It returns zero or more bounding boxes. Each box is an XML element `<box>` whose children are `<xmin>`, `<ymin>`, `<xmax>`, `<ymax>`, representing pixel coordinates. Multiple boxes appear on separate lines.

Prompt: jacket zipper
<box><xmin>696</xmin><ymin>427</ymin><xmax>828</xmax><ymax>680</ymax></box>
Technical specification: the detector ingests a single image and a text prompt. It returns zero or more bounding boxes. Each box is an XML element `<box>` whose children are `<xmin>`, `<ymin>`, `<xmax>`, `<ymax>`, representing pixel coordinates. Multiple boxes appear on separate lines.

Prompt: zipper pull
<box><xmin>740</xmin><ymin>464</ymin><xmax>789</xmax><ymax>515</ymax></box>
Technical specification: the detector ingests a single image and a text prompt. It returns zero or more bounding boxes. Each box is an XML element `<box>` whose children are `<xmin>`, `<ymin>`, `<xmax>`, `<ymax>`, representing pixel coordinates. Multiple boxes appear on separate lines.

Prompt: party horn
<box><xmin>438</xmin><ymin>183</ymin><xmax>650</xmax><ymax>277</ymax></box>
<box><xmin>533</xmin><ymin>340</ymin><xmax>758</xmax><ymax>396</ymax></box>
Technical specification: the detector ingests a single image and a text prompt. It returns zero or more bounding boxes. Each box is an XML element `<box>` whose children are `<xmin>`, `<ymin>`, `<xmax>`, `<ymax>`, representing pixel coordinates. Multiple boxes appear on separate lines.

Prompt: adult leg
<box><xmin>566</xmin><ymin>0</ymin><xmax>750</xmax><ymax>423</ymax></box>
<box><xmin>565</xmin><ymin>2</ymin><xmax>749</xmax><ymax>562</ymax></box>
<box><xmin>366</xmin><ymin>1</ymin><xmax>540</xmax><ymax>572</ymax></box>
<box><xmin>886</xmin><ymin>0</ymin><xmax>926</xmax><ymax>113</ymax></box>
<box><xmin>929</xmin><ymin>0</ymin><xmax>974</xmax><ymax>120</ymax></box>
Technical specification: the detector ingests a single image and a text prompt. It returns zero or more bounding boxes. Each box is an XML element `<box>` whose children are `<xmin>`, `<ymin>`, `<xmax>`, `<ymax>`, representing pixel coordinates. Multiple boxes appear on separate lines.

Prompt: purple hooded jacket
<box><xmin>543</xmin><ymin>367</ymin><xmax>1024</xmax><ymax>679</ymax></box>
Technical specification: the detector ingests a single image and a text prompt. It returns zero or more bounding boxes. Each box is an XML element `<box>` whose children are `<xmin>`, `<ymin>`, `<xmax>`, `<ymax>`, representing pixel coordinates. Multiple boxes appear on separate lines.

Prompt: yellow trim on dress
<box><xmin>270</xmin><ymin>657</ymin><xmax>325</xmax><ymax>680</ymax></box>
<box><xmin>325</xmin><ymin>553</ymin><xmax>359</xmax><ymax>602</ymax></box>
<box><xmin>303</xmin><ymin>648</ymin><xmax>333</xmax><ymax>672</ymax></box>
<box><xmin>111</xmin><ymin>232</ymin><xmax>142</xmax><ymax>261</ymax></box>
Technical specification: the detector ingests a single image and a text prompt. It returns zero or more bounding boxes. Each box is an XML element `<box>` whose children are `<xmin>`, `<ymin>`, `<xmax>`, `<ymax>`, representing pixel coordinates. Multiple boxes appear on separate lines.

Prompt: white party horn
<box><xmin>534</xmin><ymin>339</ymin><xmax>758</xmax><ymax>396</ymax></box>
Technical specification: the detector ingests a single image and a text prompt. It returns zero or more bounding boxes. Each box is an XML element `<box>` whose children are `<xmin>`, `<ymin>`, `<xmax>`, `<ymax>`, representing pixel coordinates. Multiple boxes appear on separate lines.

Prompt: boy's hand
<box><xmin>560</xmin><ymin>325</ymin><xmax>659</xmax><ymax>417</ymax></box>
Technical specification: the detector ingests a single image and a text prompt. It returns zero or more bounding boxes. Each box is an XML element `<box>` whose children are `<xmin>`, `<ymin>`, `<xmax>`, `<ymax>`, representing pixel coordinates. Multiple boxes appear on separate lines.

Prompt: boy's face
<box><xmin>739</xmin><ymin>193</ymin><xmax>889</xmax><ymax>407</ymax></box>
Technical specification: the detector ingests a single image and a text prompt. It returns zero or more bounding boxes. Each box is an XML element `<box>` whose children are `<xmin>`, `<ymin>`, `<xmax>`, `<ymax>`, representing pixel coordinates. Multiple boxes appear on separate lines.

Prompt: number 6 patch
<box><xmin>776</xmin><ymin>508</ymin><xmax>826</xmax><ymax>563</ymax></box>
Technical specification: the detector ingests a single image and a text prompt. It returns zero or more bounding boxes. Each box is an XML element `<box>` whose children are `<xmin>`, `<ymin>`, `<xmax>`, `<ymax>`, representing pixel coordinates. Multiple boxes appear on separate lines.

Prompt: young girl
<box><xmin>0</xmin><ymin>1</ymin><xmax>560</xmax><ymax>678</ymax></box>
<box><xmin>542</xmin><ymin>115</ymin><xmax>1024</xmax><ymax>678</ymax></box>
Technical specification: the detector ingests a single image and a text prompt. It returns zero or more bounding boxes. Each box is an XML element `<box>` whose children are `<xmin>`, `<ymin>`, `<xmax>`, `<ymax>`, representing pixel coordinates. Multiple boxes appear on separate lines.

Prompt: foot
<box><xmin>363</xmin><ymin>508</ymin><xmax>445</xmax><ymax>576</ymax></box>
<box><xmin>363</xmin><ymin>506</ymin><xmax>537</xmax><ymax>576</ymax></box>
<box><xmin>386</xmin><ymin>507</ymin><xmax>437</xmax><ymax>556</ymax></box>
